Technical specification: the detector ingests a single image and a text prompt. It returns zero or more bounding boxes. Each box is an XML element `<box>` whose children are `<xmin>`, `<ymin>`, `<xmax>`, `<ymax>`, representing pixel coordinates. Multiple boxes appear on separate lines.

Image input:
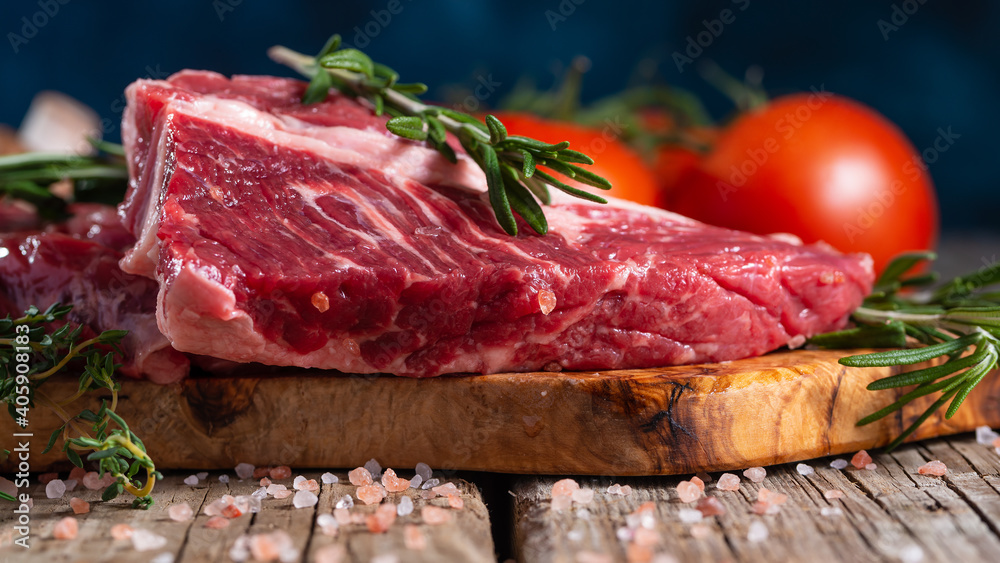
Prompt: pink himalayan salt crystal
<box><xmin>757</xmin><ymin>488</ymin><xmax>787</xmax><ymax>505</ymax></box>
<box><xmin>824</xmin><ymin>489</ymin><xmax>844</xmax><ymax>500</ymax></box>
<box><xmin>272</xmin><ymin>489</ymin><xmax>293</xmax><ymax>500</ymax></box>
<box><xmin>676</xmin><ymin>480</ymin><xmax>702</xmax><ymax>503</ymax></box>
<box><xmin>293</xmin><ymin>490</ymin><xmax>319</xmax><ymax>509</ymax></box>
<box><xmin>269</xmin><ymin>465</ymin><xmax>292</xmax><ymax>480</ymax></box>
<box><xmin>865</xmin><ymin>463</ymin><xmax>878</xmax><ymax>471</ymax></box>
<box><xmin>690</xmin><ymin>476</ymin><xmax>705</xmax><ymax>492</ymax></box>
<box><xmin>53</xmin><ymin>517</ymin><xmax>78</xmax><ymax>540</ymax></box>
<box><xmin>295</xmin><ymin>479</ymin><xmax>320</xmax><ymax>492</ymax></box>
<box><xmin>381</xmin><ymin>469</ymin><xmax>410</xmax><ymax>493</ymax></box>
<box><xmin>696</xmin><ymin>496</ymin><xmax>726</xmax><ymax>517</ymax></box>
<box><xmin>691</xmin><ymin>523</ymin><xmax>712</xmax><ymax>539</ymax></box>
<box><xmin>404</xmin><ymin>524</ymin><xmax>427</xmax><ymax>550</ymax></box>
<box><xmin>421</xmin><ymin>505</ymin><xmax>452</xmax><ymax>525</ymax></box>
<box><xmin>168</xmin><ymin>502</ymin><xmax>193</xmax><ymax>522</ymax></box>
<box><xmin>420</xmin><ymin>489</ymin><xmax>437</xmax><ymax>500</ymax></box>
<box><xmin>69</xmin><ymin>466</ymin><xmax>87</xmax><ymax>482</ymax></box>
<box><xmin>918</xmin><ymin>460</ymin><xmax>948</xmax><ymax>476</ymax></box>
<box><xmin>716</xmin><ymin>473</ymin><xmax>741</xmax><ymax>491</ymax></box>
<box><xmin>696</xmin><ymin>471</ymin><xmax>713</xmax><ymax>483</ymax></box>
<box><xmin>69</xmin><ymin>497</ymin><xmax>90</xmax><ymax>515</ymax></box>
<box><xmin>317</xmin><ymin>513</ymin><xmax>339</xmax><ymax>536</ymax></box>
<box><xmin>447</xmin><ymin>494</ymin><xmax>465</xmax><ymax>509</ymax></box>
<box><xmin>432</xmin><ymin>482</ymin><xmax>461</xmax><ymax>497</ymax></box>
<box><xmin>334</xmin><ymin>507</ymin><xmax>352</xmax><ymax>526</ymax></box>
<box><xmin>571</xmin><ymin>488</ymin><xmax>595</xmax><ymax>505</ymax></box>
<box><xmin>366</xmin><ymin>503</ymin><xmax>398</xmax><ymax>533</ymax></box>
<box><xmin>743</xmin><ymin>467</ymin><xmax>766</xmax><ymax>483</ymax></box>
<box><xmin>626</xmin><ymin>543</ymin><xmax>653</xmax><ymax>563</ymax></box>
<box><xmin>206</xmin><ymin>516</ymin><xmax>230</xmax><ymax>529</ymax></box>
<box><xmin>349</xmin><ymin>467</ymin><xmax>374</xmax><ymax>486</ymax></box>
<box><xmin>249</xmin><ymin>530</ymin><xmax>296</xmax><ymax>562</ymax></box>
<box><xmin>551</xmin><ymin>494</ymin><xmax>572</xmax><ymax>511</ymax></box>
<box><xmin>851</xmin><ymin>450</ymin><xmax>873</xmax><ymax>469</ymax></box>
<box><xmin>235</xmin><ymin>462</ymin><xmax>255</xmax><ymax>479</ymax></box>
<box><xmin>357</xmin><ymin>484</ymin><xmax>385</xmax><ymax>505</ymax></box>
<box><xmin>633</xmin><ymin>526</ymin><xmax>660</xmax><ymax>547</ymax></box>
<box><xmin>316</xmin><ymin>544</ymin><xmax>347</xmax><ymax>563</ymax></box>
<box><xmin>82</xmin><ymin>471</ymin><xmax>103</xmax><ymax>490</ymax></box>
<box><xmin>538</xmin><ymin>290</ymin><xmax>557</xmax><ymax>315</ymax></box>
<box><xmin>40</xmin><ymin>472</ymin><xmax>59</xmax><ymax>484</ymax></box>
<box><xmin>222</xmin><ymin>503</ymin><xmax>244</xmax><ymax>518</ymax></box>
<box><xmin>619</xmin><ymin>485</ymin><xmax>633</xmax><ymax>496</ymax></box>
<box><xmin>253</xmin><ymin>467</ymin><xmax>271</xmax><ymax>479</ymax></box>
<box><xmin>110</xmin><ymin>523</ymin><xmax>133</xmax><ymax>540</ymax></box>
<box><xmin>266</xmin><ymin>483</ymin><xmax>287</xmax><ymax>495</ymax></box>
<box><xmin>260</xmin><ymin>477</ymin><xmax>272</xmax><ymax>487</ymax></box>
<box><xmin>552</xmin><ymin>478</ymin><xmax>580</xmax><ymax>497</ymax></box>
<box><xmin>46</xmin><ymin>479</ymin><xmax>66</xmax><ymax>499</ymax></box>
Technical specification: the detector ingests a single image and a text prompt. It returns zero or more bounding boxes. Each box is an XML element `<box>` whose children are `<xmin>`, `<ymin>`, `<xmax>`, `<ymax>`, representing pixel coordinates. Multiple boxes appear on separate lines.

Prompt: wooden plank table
<box><xmin>4</xmin><ymin>432</ymin><xmax>1000</xmax><ymax>562</ymax></box>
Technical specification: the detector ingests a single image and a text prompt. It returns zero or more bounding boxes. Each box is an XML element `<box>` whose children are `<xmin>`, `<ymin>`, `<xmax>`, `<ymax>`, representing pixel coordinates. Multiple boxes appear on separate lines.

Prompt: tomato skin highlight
<box><xmin>665</xmin><ymin>94</ymin><xmax>939</xmax><ymax>274</ymax></box>
<box><xmin>489</xmin><ymin>112</ymin><xmax>661</xmax><ymax>207</ymax></box>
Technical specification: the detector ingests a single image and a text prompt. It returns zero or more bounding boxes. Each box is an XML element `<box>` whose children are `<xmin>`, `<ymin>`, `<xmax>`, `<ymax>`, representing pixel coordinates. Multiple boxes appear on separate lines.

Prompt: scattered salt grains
<box><xmin>110</xmin><ymin>523</ymin><xmax>133</xmax><ymax>540</ymax></box>
<box><xmin>743</xmin><ymin>467</ymin><xmax>767</xmax><ymax>483</ymax></box>
<box><xmin>404</xmin><ymin>524</ymin><xmax>426</xmax><ymax>550</ymax></box>
<box><xmin>131</xmin><ymin>528</ymin><xmax>168</xmax><ymax>551</ymax></box>
<box><xmin>249</xmin><ymin>530</ymin><xmax>298</xmax><ymax>562</ymax></box>
<box><xmin>183</xmin><ymin>475</ymin><xmax>199</xmax><ymax>486</ymax></box>
<box><xmin>447</xmin><ymin>493</ymin><xmax>465</xmax><ymax>509</ymax></box>
<box><xmin>716</xmin><ymin>473</ymin><xmax>740</xmax><ymax>491</ymax></box>
<box><xmin>266</xmin><ymin>483</ymin><xmax>287</xmax><ymax>495</ymax></box>
<box><xmin>397</xmin><ymin>495</ymin><xmax>414</xmax><ymax>516</ymax></box>
<box><xmin>196</xmin><ymin>472</ymin><xmax>208</xmax><ymax>481</ymax></box>
<box><xmin>918</xmin><ymin>460</ymin><xmax>948</xmax><ymax>476</ymax></box>
<box><xmin>334</xmin><ymin>507</ymin><xmax>352</xmax><ymax>526</ymax></box>
<box><xmin>222</xmin><ymin>503</ymin><xmax>244</xmax><ymax>518</ymax></box>
<box><xmin>45</xmin><ymin>479</ymin><xmax>66</xmax><ymax>499</ymax></box>
<box><xmin>382</xmin><ymin>468</ymin><xmax>410</xmax><ymax>492</ymax></box>
<box><xmin>295</xmin><ymin>478</ymin><xmax>320</xmax><ymax>492</ymax></box>
<box><xmin>348</xmin><ymin>466</ymin><xmax>373</xmax><ymax>486</ymax></box>
<box><xmin>898</xmin><ymin>543</ymin><xmax>925</xmax><ymax>563</ymax></box>
<box><xmin>321</xmin><ymin>472</ymin><xmax>338</xmax><ymax>484</ymax></box>
<box><xmin>253</xmin><ymin>467</ymin><xmax>271</xmax><ymax>479</ymax></box>
<box><xmin>421</xmin><ymin>477</ymin><xmax>440</xmax><ymax>490</ymax></box>
<box><xmin>865</xmin><ymin>463</ymin><xmax>878</xmax><ymax>471</ymax></box>
<box><xmin>82</xmin><ymin>471</ymin><xmax>102</xmax><ymax>490</ymax></box>
<box><xmin>616</xmin><ymin>526</ymin><xmax>633</xmax><ymax>542</ymax></box>
<box><xmin>421</xmin><ymin>505</ymin><xmax>452</xmax><ymax>525</ymax></box>
<box><xmin>696</xmin><ymin>471</ymin><xmax>713</xmax><ymax>483</ymax></box>
<box><xmin>420</xmin><ymin>489</ymin><xmax>436</xmax><ymax>500</ymax></box>
<box><xmin>167</xmin><ymin>502</ymin><xmax>194</xmax><ymax>522</ymax></box>
<box><xmin>272</xmin><ymin>489</ymin><xmax>293</xmax><ymax>500</ymax></box>
<box><xmin>336</xmin><ymin>494</ymin><xmax>355</xmax><ymax>509</ymax></box>
<box><xmin>69</xmin><ymin>497</ymin><xmax>90</xmax><ymax>515</ymax></box>
<box><xmin>365</xmin><ymin>458</ymin><xmax>383</xmax><ymax>478</ymax></box>
<box><xmin>409</xmin><ymin>473</ymin><xmax>423</xmax><ymax>489</ymax></box>
<box><xmin>63</xmin><ymin>479</ymin><xmax>78</xmax><ymax>492</ymax></box>
<box><xmin>607</xmin><ymin>484</ymin><xmax>622</xmax><ymax>495</ymax></box>
<box><xmin>235</xmin><ymin>495</ymin><xmax>261</xmax><ymax>514</ymax></box>
<box><xmin>551</xmin><ymin>494</ymin><xmax>572</xmax><ymax>511</ymax></box>
<box><xmin>678</xmin><ymin>507</ymin><xmax>703</xmax><ymax>523</ymax></box>
<box><xmin>269</xmin><ymin>465</ymin><xmax>292</xmax><ymax>480</ymax></box>
<box><xmin>415</xmin><ymin>462</ymin><xmax>433</xmax><ymax>481</ymax></box>
<box><xmin>366</xmin><ymin>503</ymin><xmax>398</xmax><ymax>533</ymax></box>
<box><xmin>571</xmin><ymin>488</ymin><xmax>595</xmax><ymax>505</ymax></box>
<box><xmin>619</xmin><ymin>485</ymin><xmax>633</xmax><ymax>496</ymax></box>
<box><xmin>205</xmin><ymin>516</ymin><xmax>230</xmax><ymax>529</ymax></box>
<box><xmin>747</xmin><ymin>520</ymin><xmax>769</xmax><ymax>543</ymax></box>
<box><xmin>824</xmin><ymin>489</ymin><xmax>844</xmax><ymax>500</ymax></box>
<box><xmin>53</xmin><ymin>517</ymin><xmax>78</xmax><ymax>540</ymax></box>
<box><xmin>633</xmin><ymin>526</ymin><xmax>660</xmax><ymax>547</ymax></box>
<box><xmin>205</xmin><ymin>495</ymin><xmax>235</xmax><ymax>516</ymax></box>
<box><xmin>432</xmin><ymin>482</ymin><xmax>461</xmax><ymax>497</ymax></box>
<box><xmin>830</xmin><ymin>458</ymin><xmax>849</xmax><ymax>470</ymax></box>
<box><xmin>68</xmin><ymin>466</ymin><xmax>87</xmax><ymax>481</ymax></box>
<box><xmin>552</xmin><ymin>478</ymin><xmax>580</xmax><ymax>497</ymax></box>
<box><xmin>234</xmin><ymin>462</ymin><xmax>255</xmax><ymax>480</ymax></box>
<box><xmin>696</xmin><ymin>496</ymin><xmax>726</xmax><ymax>517</ymax></box>
<box><xmin>260</xmin><ymin>477</ymin><xmax>272</xmax><ymax>487</ymax></box>
<box><xmin>315</xmin><ymin>544</ymin><xmax>347</xmax><ymax>563</ymax></box>
<box><xmin>317</xmin><ymin>513</ymin><xmax>339</xmax><ymax>536</ymax></box>
<box><xmin>357</xmin><ymin>484</ymin><xmax>384</xmax><ymax>505</ymax></box>
<box><xmin>851</xmin><ymin>449</ymin><xmax>873</xmax><ymax>469</ymax></box>
<box><xmin>821</xmin><ymin>506</ymin><xmax>843</xmax><ymax>517</ymax></box>
<box><xmin>976</xmin><ymin>425</ymin><xmax>1000</xmax><ymax>445</ymax></box>
<box><xmin>796</xmin><ymin>463</ymin><xmax>815</xmax><ymax>476</ymax></box>
<box><xmin>676</xmin><ymin>480</ymin><xmax>702</xmax><ymax>503</ymax></box>
<box><xmin>690</xmin><ymin>523</ymin><xmax>712</xmax><ymax>539</ymax></box>
<box><xmin>576</xmin><ymin>508</ymin><xmax>591</xmax><ymax>519</ymax></box>
<box><xmin>293</xmin><ymin>490</ymin><xmax>318</xmax><ymax>508</ymax></box>
<box><xmin>690</xmin><ymin>475</ymin><xmax>705</xmax><ymax>492</ymax></box>
<box><xmin>219</xmin><ymin>474</ymin><xmax>230</xmax><ymax>484</ymax></box>
<box><xmin>293</xmin><ymin>475</ymin><xmax>306</xmax><ymax>487</ymax></box>
<box><xmin>252</xmin><ymin>487</ymin><xmax>268</xmax><ymax>499</ymax></box>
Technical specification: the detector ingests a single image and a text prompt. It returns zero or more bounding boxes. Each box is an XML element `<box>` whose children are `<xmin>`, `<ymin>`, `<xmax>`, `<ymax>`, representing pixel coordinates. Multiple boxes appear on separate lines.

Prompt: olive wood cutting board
<box><xmin>4</xmin><ymin>349</ymin><xmax>999</xmax><ymax>474</ymax></box>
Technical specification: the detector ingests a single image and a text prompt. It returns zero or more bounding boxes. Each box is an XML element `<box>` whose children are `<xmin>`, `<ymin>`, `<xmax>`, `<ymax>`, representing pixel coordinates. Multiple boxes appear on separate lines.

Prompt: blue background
<box><xmin>1</xmin><ymin>0</ymin><xmax>996</xmax><ymax>231</ymax></box>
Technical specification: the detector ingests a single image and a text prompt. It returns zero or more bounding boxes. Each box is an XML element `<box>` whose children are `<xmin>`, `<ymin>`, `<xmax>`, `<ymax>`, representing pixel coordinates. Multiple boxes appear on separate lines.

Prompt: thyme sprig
<box><xmin>812</xmin><ymin>252</ymin><xmax>1000</xmax><ymax>450</ymax></box>
<box><xmin>0</xmin><ymin>139</ymin><xmax>128</xmax><ymax>222</ymax></box>
<box><xmin>1</xmin><ymin>304</ymin><xmax>160</xmax><ymax>508</ymax></box>
<box><xmin>268</xmin><ymin>35</ymin><xmax>612</xmax><ymax>236</ymax></box>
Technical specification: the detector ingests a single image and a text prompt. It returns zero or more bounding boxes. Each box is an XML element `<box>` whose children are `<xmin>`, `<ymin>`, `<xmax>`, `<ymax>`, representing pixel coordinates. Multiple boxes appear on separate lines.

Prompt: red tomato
<box><xmin>490</xmin><ymin>112</ymin><xmax>661</xmax><ymax>207</ymax></box>
<box><xmin>664</xmin><ymin>93</ymin><xmax>939</xmax><ymax>274</ymax></box>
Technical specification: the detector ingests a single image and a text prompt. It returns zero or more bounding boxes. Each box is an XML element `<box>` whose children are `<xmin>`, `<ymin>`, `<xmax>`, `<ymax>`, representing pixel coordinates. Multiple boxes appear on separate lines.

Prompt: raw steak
<box><xmin>119</xmin><ymin>70</ymin><xmax>874</xmax><ymax>377</ymax></box>
<box><xmin>0</xmin><ymin>204</ymin><xmax>189</xmax><ymax>384</ymax></box>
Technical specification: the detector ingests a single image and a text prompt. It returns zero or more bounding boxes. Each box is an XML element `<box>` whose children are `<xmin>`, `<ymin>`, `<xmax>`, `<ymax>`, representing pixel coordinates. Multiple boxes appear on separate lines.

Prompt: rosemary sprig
<box><xmin>0</xmin><ymin>139</ymin><xmax>128</xmax><ymax>222</ymax></box>
<box><xmin>268</xmin><ymin>35</ymin><xmax>612</xmax><ymax>236</ymax></box>
<box><xmin>811</xmin><ymin>252</ymin><xmax>1000</xmax><ymax>450</ymax></box>
<box><xmin>1</xmin><ymin>304</ymin><xmax>160</xmax><ymax>508</ymax></box>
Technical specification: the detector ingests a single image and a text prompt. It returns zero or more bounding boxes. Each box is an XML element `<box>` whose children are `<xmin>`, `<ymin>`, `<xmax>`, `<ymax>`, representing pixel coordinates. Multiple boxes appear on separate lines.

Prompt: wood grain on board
<box><xmin>2</xmin><ymin>349</ymin><xmax>999</xmax><ymax>474</ymax></box>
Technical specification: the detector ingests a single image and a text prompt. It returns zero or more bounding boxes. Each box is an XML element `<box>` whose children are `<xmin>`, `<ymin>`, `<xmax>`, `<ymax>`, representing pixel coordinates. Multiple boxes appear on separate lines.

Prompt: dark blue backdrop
<box><xmin>1</xmin><ymin>0</ymin><xmax>996</xmax><ymax>230</ymax></box>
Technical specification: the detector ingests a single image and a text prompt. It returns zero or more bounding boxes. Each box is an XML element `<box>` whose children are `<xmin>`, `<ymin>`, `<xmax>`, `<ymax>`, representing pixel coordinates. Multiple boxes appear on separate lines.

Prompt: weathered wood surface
<box><xmin>0</xmin><ymin>470</ymin><xmax>494</xmax><ymax>563</ymax></box>
<box><xmin>2</xmin><ymin>350</ymin><xmax>999</xmax><ymax>475</ymax></box>
<box><xmin>511</xmin><ymin>433</ymin><xmax>1000</xmax><ymax>563</ymax></box>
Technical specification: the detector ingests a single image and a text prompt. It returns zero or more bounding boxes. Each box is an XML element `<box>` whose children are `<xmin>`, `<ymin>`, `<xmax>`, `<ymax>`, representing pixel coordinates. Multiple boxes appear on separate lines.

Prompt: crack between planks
<box><xmin>173</xmin><ymin>481</ymin><xmax>213</xmax><ymax>561</ymax></box>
